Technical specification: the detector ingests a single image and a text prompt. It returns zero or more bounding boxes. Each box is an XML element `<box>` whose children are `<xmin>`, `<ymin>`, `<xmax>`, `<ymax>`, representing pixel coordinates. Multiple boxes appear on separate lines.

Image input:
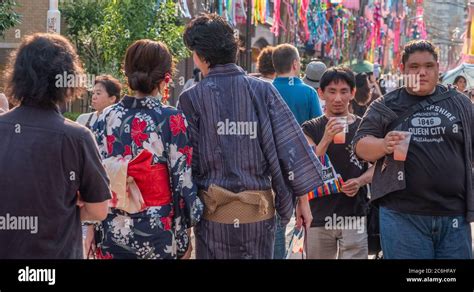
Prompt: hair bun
<box><xmin>124</xmin><ymin>39</ymin><xmax>175</xmax><ymax>95</ymax></box>
<box><xmin>128</xmin><ymin>71</ymin><xmax>154</xmax><ymax>93</ymax></box>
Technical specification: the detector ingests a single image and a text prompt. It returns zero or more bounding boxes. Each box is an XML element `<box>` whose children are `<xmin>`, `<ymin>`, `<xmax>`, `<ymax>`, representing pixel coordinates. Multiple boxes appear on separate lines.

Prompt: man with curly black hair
<box><xmin>0</xmin><ymin>33</ymin><xmax>110</xmax><ymax>259</ymax></box>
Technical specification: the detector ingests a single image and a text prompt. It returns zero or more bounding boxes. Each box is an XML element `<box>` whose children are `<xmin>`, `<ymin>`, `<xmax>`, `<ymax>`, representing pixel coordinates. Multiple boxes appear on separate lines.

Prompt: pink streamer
<box><xmin>374</xmin><ymin>2</ymin><xmax>382</xmax><ymax>47</ymax></box>
<box><xmin>416</xmin><ymin>4</ymin><xmax>427</xmax><ymax>39</ymax></box>
<box><xmin>271</xmin><ymin>0</ymin><xmax>285</xmax><ymax>37</ymax></box>
<box><xmin>393</xmin><ymin>17</ymin><xmax>401</xmax><ymax>53</ymax></box>
<box><xmin>300</xmin><ymin>0</ymin><xmax>310</xmax><ymax>42</ymax></box>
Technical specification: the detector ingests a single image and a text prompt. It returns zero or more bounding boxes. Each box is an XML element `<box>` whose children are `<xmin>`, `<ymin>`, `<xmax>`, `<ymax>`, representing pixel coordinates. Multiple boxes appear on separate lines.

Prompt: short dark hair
<box><xmin>124</xmin><ymin>39</ymin><xmax>175</xmax><ymax>94</ymax></box>
<box><xmin>319</xmin><ymin>66</ymin><xmax>356</xmax><ymax>91</ymax></box>
<box><xmin>257</xmin><ymin>46</ymin><xmax>275</xmax><ymax>76</ymax></box>
<box><xmin>193</xmin><ymin>68</ymin><xmax>201</xmax><ymax>82</ymax></box>
<box><xmin>401</xmin><ymin>40</ymin><xmax>439</xmax><ymax>65</ymax></box>
<box><xmin>454</xmin><ymin>75</ymin><xmax>466</xmax><ymax>85</ymax></box>
<box><xmin>5</xmin><ymin>33</ymin><xmax>85</xmax><ymax>109</ymax></box>
<box><xmin>354</xmin><ymin>73</ymin><xmax>371</xmax><ymax>104</ymax></box>
<box><xmin>94</xmin><ymin>75</ymin><xmax>122</xmax><ymax>103</ymax></box>
<box><xmin>183</xmin><ymin>13</ymin><xmax>238</xmax><ymax>67</ymax></box>
<box><xmin>272</xmin><ymin>44</ymin><xmax>299</xmax><ymax>74</ymax></box>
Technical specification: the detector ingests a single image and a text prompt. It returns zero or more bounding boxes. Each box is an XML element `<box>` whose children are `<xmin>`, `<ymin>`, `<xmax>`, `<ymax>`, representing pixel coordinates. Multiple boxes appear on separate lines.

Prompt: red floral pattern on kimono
<box><xmin>93</xmin><ymin>95</ymin><xmax>203</xmax><ymax>259</ymax></box>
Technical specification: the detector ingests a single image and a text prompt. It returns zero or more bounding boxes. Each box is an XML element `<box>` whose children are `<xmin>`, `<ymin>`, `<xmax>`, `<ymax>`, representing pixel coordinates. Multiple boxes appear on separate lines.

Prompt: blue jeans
<box><xmin>379</xmin><ymin>206</ymin><xmax>472</xmax><ymax>259</ymax></box>
<box><xmin>273</xmin><ymin>214</ymin><xmax>287</xmax><ymax>259</ymax></box>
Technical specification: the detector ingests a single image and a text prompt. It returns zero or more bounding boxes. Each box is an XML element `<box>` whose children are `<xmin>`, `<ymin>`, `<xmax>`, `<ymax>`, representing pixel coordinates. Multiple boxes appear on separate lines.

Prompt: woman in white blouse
<box><xmin>76</xmin><ymin>75</ymin><xmax>121</xmax><ymax>129</ymax></box>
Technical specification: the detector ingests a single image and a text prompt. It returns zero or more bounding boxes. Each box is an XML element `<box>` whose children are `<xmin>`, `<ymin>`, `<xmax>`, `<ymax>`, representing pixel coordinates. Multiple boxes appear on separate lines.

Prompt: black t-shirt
<box><xmin>379</xmin><ymin>86</ymin><xmax>466</xmax><ymax>216</ymax></box>
<box><xmin>302</xmin><ymin>115</ymin><xmax>369</xmax><ymax>227</ymax></box>
<box><xmin>0</xmin><ymin>105</ymin><xmax>111</xmax><ymax>259</ymax></box>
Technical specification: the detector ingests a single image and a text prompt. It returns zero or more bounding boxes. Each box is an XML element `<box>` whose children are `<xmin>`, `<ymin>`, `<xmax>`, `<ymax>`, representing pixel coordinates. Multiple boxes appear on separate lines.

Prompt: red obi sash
<box><xmin>127</xmin><ymin>149</ymin><xmax>172</xmax><ymax>208</ymax></box>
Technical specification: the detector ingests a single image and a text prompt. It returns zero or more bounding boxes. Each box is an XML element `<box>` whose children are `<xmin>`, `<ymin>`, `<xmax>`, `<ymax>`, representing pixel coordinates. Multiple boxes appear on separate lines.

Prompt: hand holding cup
<box><xmin>331</xmin><ymin>117</ymin><xmax>348</xmax><ymax>144</ymax></box>
<box><xmin>384</xmin><ymin>131</ymin><xmax>412</xmax><ymax>161</ymax></box>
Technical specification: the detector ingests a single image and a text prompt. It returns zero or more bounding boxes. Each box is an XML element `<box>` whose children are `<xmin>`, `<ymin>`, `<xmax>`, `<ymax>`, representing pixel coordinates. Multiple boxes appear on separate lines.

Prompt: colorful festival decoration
<box><xmin>307</xmin><ymin>154</ymin><xmax>345</xmax><ymax>199</ymax></box>
<box><xmin>209</xmin><ymin>0</ymin><xmax>428</xmax><ymax>73</ymax></box>
<box><xmin>463</xmin><ymin>1</ymin><xmax>474</xmax><ymax>63</ymax></box>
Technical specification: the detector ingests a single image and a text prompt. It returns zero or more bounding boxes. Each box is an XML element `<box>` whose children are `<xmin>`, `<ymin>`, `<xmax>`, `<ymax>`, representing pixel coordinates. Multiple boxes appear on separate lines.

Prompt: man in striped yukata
<box><xmin>178</xmin><ymin>13</ymin><xmax>324</xmax><ymax>259</ymax></box>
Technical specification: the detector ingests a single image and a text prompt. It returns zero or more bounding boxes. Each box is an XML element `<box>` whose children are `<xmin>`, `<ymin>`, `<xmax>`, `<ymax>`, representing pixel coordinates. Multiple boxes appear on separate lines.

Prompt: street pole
<box><xmin>246</xmin><ymin>0</ymin><xmax>252</xmax><ymax>72</ymax></box>
<box><xmin>47</xmin><ymin>0</ymin><xmax>60</xmax><ymax>34</ymax></box>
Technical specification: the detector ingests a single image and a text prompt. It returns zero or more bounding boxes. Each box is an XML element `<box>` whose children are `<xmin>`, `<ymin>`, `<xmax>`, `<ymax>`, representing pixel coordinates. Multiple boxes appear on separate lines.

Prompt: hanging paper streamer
<box><xmin>234</xmin><ymin>0</ymin><xmax>247</xmax><ymax>24</ymax></box>
<box><xmin>281</xmin><ymin>0</ymin><xmax>297</xmax><ymax>42</ymax></box>
<box><xmin>266</xmin><ymin>0</ymin><xmax>271</xmax><ymax>19</ymax></box>
<box><xmin>326</xmin><ymin>4</ymin><xmax>350</xmax><ymax>62</ymax></box>
<box><xmin>223</xmin><ymin>0</ymin><xmax>229</xmax><ymax>22</ymax></box>
<box><xmin>286</xmin><ymin>0</ymin><xmax>297</xmax><ymax>30</ymax></box>
<box><xmin>201</xmin><ymin>0</ymin><xmax>431</xmax><ymax>75</ymax></box>
<box><xmin>294</xmin><ymin>0</ymin><xmax>299</xmax><ymax>43</ymax></box>
<box><xmin>253</xmin><ymin>0</ymin><xmax>258</xmax><ymax>24</ymax></box>
<box><xmin>218</xmin><ymin>0</ymin><xmax>223</xmax><ymax>16</ymax></box>
<box><xmin>470</xmin><ymin>9</ymin><xmax>474</xmax><ymax>56</ymax></box>
<box><xmin>261</xmin><ymin>0</ymin><xmax>267</xmax><ymax>23</ymax></box>
<box><xmin>411</xmin><ymin>0</ymin><xmax>426</xmax><ymax>39</ymax></box>
<box><xmin>225</xmin><ymin>0</ymin><xmax>236</xmax><ymax>25</ymax></box>
<box><xmin>271</xmin><ymin>0</ymin><xmax>285</xmax><ymax>37</ymax></box>
<box><xmin>299</xmin><ymin>0</ymin><xmax>310</xmax><ymax>42</ymax></box>
<box><xmin>393</xmin><ymin>17</ymin><xmax>401</xmax><ymax>52</ymax></box>
<box><xmin>342</xmin><ymin>0</ymin><xmax>359</xmax><ymax>10</ymax></box>
<box><xmin>213</xmin><ymin>0</ymin><xmax>237</xmax><ymax>24</ymax></box>
<box><xmin>308</xmin><ymin>0</ymin><xmax>334</xmax><ymax>46</ymax></box>
<box><xmin>235</xmin><ymin>0</ymin><xmax>267</xmax><ymax>25</ymax></box>
<box><xmin>344</xmin><ymin>14</ymin><xmax>354</xmax><ymax>61</ymax></box>
<box><xmin>374</xmin><ymin>2</ymin><xmax>382</xmax><ymax>47</ymax></box>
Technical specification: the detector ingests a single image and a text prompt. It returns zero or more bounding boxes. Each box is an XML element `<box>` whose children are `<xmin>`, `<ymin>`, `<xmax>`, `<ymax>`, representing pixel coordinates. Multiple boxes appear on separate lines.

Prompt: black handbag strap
<box><xmin>85</xmin><ymin>112</ymin><xmax>95</xmax><ymax>130</ymax></box>
<box><xmin>387</xmin><ymin>89</ymin><xmax>458</xmax><ymax>132</ymax></box>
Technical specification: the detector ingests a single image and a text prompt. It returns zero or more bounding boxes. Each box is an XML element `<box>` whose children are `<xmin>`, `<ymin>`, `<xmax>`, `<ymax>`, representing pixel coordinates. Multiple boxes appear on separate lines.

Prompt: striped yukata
<box><xmin>178</xmin><ymin>64</ymin><xmax>323</xmax><ymax>259</ymax></box>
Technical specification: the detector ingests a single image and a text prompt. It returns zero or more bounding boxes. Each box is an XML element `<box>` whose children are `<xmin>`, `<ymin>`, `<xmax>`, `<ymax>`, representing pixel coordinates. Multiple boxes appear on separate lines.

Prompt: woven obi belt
<box><xmin>199</xmin><ymin>184</ymin><xmax>275</xmax><ymax>224</ymax></box>
<box><xmin>102</xmin><ymin>149</ymin><xmax>171</xmax><ymax>214</ymax></box>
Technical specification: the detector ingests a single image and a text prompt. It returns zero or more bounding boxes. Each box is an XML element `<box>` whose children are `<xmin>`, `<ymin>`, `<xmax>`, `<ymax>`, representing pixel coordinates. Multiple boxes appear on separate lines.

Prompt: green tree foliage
<box><xmin>61</xmin><ymin>0</ymin><xmax>189</xmax><ymax>79</ymax></box>
<box><xmin>0</xmin><ymin>0</ymin><xmax>21</xmax><ymax>38</ymax></box>
<box><xmin>61</xmin><ymin>0</ymin><xmax>108</xmax><ymax>76</ymax></box>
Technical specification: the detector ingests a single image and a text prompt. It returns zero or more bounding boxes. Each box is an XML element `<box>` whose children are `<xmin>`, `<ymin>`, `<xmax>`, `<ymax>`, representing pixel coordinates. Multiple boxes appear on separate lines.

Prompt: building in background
<box><xmin>0</xmin><ymin>0</ymin><xmax>49</xmax><ymax>88</ymax></box>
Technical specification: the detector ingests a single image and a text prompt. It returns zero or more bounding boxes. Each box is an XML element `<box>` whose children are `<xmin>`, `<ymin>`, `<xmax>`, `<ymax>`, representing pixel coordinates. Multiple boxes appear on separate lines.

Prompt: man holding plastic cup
<box><xmin>302</xmin><ymin>67</ymin><xmax>374</xmax><ymax>259</ymax></box>
<box><xmin>354</xmin><ymin>40</ymin><xmax>474</xmax><ymax>259</ymax></box>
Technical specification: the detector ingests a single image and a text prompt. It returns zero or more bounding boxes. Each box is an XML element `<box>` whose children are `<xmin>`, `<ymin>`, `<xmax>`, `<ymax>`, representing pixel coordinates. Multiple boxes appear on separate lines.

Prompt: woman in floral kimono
<box><xmin>92</xmin><ymin>39</ymin><xmax>203</xmax><ymax>259</ymax></box>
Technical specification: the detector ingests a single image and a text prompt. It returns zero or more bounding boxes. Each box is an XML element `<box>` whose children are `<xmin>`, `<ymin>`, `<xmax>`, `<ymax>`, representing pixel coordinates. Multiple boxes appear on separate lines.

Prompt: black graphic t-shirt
<box><xmin>379</xmin><ymin>86</ymin><xmax>466</xmax><ymax>216</ymax></box>
<box><xmin>302</xmin><ymin>115</ymin><xmax>369</xmax><ymax>227</ymax></box>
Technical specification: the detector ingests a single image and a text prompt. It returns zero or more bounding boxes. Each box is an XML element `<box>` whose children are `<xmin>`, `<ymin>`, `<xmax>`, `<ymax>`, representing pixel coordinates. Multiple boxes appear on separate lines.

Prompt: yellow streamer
<box><xmin>470</xmin><ymin>15</ymin><xmax>474</xmax><ymax>56</ymax></box>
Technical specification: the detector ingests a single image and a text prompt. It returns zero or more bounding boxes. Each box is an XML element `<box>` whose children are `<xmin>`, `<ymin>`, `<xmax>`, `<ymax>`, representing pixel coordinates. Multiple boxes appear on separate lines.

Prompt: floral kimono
<box><xmin>93</xmin><ymin>95</ymin><xmax>203</xmax><ymax>259</ymax></box>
